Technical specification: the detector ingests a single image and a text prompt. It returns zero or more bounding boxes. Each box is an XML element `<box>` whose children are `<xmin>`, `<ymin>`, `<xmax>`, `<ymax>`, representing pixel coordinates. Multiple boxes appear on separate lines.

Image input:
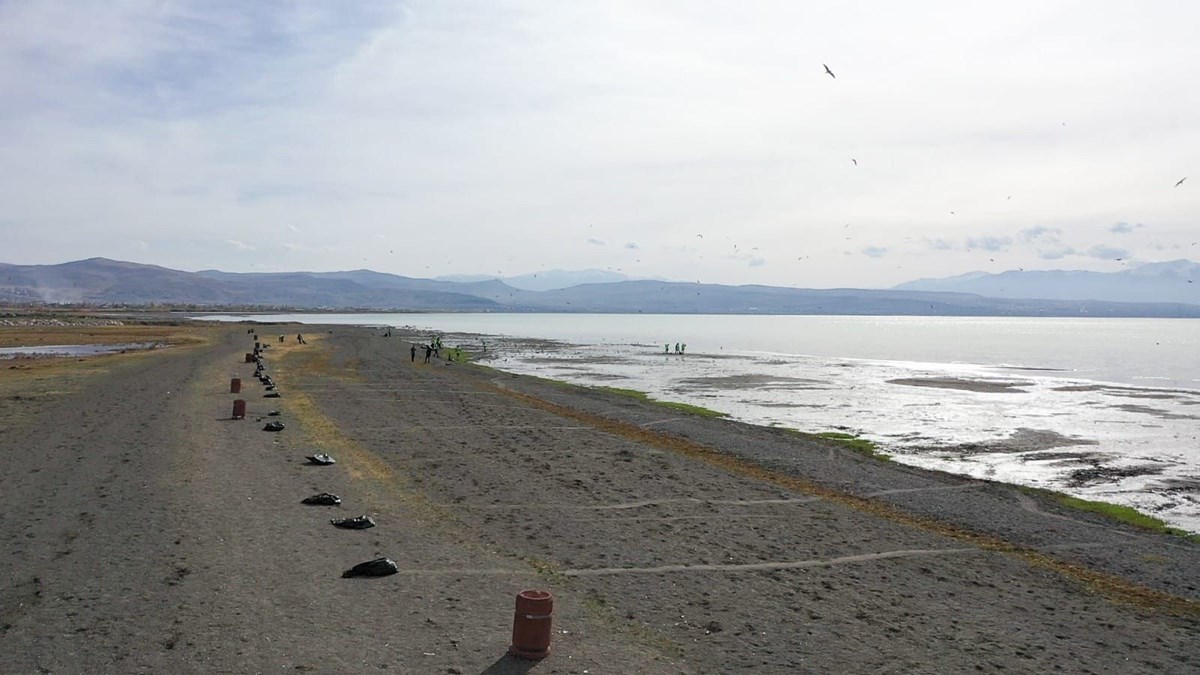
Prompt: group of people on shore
<box><xmin>665</xmin><ymin>342</ymin><xmax>687</xmax><ymax>355</ymax></box>
<box><xmin>405</xmin><ymin>335</ymin><xmax>463</xmax><ymax>363</ymax></box>
<box><xmin>381</xmin><ymin>328</ymin><xmax>484</xmax><ymax>364</ymax></box>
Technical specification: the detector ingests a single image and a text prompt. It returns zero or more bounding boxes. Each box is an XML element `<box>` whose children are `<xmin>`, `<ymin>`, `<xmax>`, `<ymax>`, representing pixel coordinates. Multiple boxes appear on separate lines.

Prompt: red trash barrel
<box><xmin>509</xmin><ymin>590</ymin><xmax>553</xmax><ymax>660</ymax></box>
<box><xmin>245</xmin><ymin>353</ymin><xmax>254</xmax><ymax>363</ymax></box>
<box><xmin>230</xmin><ymin>378</ymin><xmax>241</xmax><ymax>393</ymax></box>
<box><xmin>232</xmin><ymin>399</ymin><xmax>246</xmax><ymax>419</ymax></box>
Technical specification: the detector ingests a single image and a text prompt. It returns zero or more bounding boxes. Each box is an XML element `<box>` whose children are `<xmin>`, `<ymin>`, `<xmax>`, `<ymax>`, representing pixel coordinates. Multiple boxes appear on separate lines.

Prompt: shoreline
<box><xmin>3</xmin><ymin>321</ymin><xmax>1199</xmax><ymax>671</ymax></box>
<box><xmin>459</xmin><ymin>335</ymin><xmax>1200</xmax><ymax>535</ymax></box>
<box><xmin>8</xmin><ymin>314</ymin><xmax>1198</xmax><ymax>534</ymax></box>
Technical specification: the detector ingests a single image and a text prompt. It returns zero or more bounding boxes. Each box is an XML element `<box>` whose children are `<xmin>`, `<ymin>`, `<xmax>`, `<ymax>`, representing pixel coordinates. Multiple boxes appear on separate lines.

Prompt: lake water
<box><xmin>196</xmin><ymin>313</ymin><xmax>1200</xmax><ymax>532</ymax></box>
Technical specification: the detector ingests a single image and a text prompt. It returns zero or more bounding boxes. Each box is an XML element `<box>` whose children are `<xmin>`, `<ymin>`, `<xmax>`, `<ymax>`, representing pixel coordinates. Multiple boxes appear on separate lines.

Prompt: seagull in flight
<box><xmin>851</xmin><ymin>158</ymin><xmax>857</xmax><ymax>166</ymax></box>
<box><xmin>1175</xmin><ymin>177</ymin><xmax>1187</xmax><ymax>188</ymax></box>
<box><xmin>823</xmin><ymin>64</ymin><xmax>836</xmax><ymax>79</ymax></box>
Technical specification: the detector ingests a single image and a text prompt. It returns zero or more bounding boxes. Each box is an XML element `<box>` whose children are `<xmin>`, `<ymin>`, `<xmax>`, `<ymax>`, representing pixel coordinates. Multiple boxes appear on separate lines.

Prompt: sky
<box><xmin>1</xmin><ymin>0</ymin><xmax>1197</xmax><ymax>289</ymax></box>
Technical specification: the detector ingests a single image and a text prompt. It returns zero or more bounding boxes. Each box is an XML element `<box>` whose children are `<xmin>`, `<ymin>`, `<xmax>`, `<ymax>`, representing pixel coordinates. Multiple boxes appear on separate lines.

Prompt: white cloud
<box><xmin>1</xmin><ymin>1</ymin><xmax>1198</xmax><ymax>286</ymax></box>
<box><xmin>965</xmin><ymin>236</ymin><xmax>1013</xmax><ymax>252</ymax></box>
<box><xmin>1020</xmin><ymin>226</ymin><xmax>1061</xmax><ymax>242</ymax></box>
<box><xmin>1109</xmin><ymin>222</ymin><xmax>1145</xmax><ymax>234</ymax></box>
<box><xmin>224</xmin><ymin>239</ymin><xmax>255</xmax><ymax>251</ymax></box>
<box><xmin>1038</xmin><ymin>246</ymin><xmax>1077</xmax><ymax>260</ymax></box>
<box><xmin>1086</xmin><ymin>244</ymin><xmax>1129</xmax><ymax>260</ymax></box>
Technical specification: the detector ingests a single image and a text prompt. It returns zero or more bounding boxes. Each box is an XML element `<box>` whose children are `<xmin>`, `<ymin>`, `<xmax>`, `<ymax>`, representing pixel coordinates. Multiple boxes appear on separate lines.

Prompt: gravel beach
<box><xmin>2</xmin><ymin>323</ymin><xmax>1198</xmax><ymax>673</ymax></box>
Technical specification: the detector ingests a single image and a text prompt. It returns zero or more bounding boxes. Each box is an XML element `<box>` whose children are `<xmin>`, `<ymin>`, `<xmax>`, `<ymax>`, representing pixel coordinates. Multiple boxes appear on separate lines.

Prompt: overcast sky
<box><xmin>1</xmin><ymin>1</ymin><xmax>1196</xmax><ymax>288</ymax></box>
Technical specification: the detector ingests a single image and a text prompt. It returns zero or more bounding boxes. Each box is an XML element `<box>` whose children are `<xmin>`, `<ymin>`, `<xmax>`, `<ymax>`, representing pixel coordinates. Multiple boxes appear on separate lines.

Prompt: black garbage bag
<box><xmin>301</xmin><ymin>492</ymin><xmax>342</xmax><ymax>506</ymax></box>
<box><xmin>342</xmin><ymin>557</ymin><xmax>397</xmax><ymax>578</ymax></box>
<box><xmin>267</xmin><ymin>410</ymin><xmax>281</xmax><ymax>416</ymax></box>
<box><xmin>331</xmin><ymin>515</ymin><xmax>375</xmax><ymax>529</ymax></box>
<box><xmin>264</xmin><ymin>392</ymin><xmax>281</xmax><ymax>398</ymax></box>
<box><xmin>307</xmin><ymin>453</ymin><xmax>336</xmax><ymax>465</ymax></box>
<box><xmin>263</xmin><ymin>421</ymin><xmax>285</xmax><ymax>432</ymax></box>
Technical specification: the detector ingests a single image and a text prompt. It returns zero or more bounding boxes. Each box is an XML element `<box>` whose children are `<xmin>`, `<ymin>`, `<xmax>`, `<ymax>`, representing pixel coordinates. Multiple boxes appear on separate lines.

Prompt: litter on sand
<box><xmin>264</xmin><ymin>391</ymin><xmax>281</xmax><ymax>398</ymax></box>
<box><xmin>307</xmin><ymin>453</ymin><xmax>336</xmax><ymax>465</ymax></box>
<box><xmin>342</xmin><ymin>557</ymin><xmax>398</xmax><ymax>578</ymax></box>
<box><xmin>262</xmin><ymin>421</ymin><xmax>285</xmax><ymax>431</ymax></box>
<box><xmin>301</xmin><ymin>492</ymin><xmax>342</xmax><ymax>506</ymax></box>
<box><xmin>331</xmin><ymin>515</ymin><xmax>376</xmax><ymax>529</ymax></box>
<box><xmin>267</xmin><ymin>410</ymin><xmax>281</xmax><ymax>416</ymax></box>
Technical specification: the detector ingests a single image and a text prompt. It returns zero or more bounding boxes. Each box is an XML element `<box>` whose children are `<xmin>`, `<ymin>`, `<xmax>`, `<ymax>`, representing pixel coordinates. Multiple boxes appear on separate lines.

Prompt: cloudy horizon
<box><xmin>1</xmin><ymin>1</ymin><xmax>1196</xmax><ymax>288</ymax></box>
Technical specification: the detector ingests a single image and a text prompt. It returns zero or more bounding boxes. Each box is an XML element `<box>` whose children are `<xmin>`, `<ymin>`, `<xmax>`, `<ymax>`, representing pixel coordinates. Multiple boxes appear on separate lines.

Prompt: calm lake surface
<box><xmin>197</xmin><ymin>313</ymin><xmax>1200</xmax><ymax>532</ymax></box>
<box><xmin>199</xmin><ymin>313</ymin><xmax>1200</xmax><ymax>389</ymax></box>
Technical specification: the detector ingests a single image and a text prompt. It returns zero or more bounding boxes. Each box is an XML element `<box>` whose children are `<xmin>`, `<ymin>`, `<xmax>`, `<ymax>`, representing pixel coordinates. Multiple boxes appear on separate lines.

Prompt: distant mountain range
<box><xmin>895</xmin><ymin>259</ymin><xmax>1200</xmax><ymax>304</ymax></box>
<box><xmin>435</xmin><ymin>268</ymin><xmax>651</xmax><ymax>292</ymax></box>
<box><xmin>2</xmin><ymin>257</ymin><xmax>1199</xmax><ymax>317</ymax></box>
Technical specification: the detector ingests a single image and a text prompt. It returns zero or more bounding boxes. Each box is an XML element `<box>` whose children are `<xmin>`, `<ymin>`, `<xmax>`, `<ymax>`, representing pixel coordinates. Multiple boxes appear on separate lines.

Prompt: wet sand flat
<box><xmin>2</xmin><ymin>322</ymin><xmax>1199</xmax><ymax>673</ymax></box>
<box><xmin>887</xmin><ymin>377</ymin><xmax>1031</xmax><ymax>393</ymax></box>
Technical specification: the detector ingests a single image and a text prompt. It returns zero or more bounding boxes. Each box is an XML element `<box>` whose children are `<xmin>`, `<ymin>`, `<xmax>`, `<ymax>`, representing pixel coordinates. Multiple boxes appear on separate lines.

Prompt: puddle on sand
<box><xmin>0</xmin><ymin>342</ymin><xmax>165</xmax><ymax>359</ymax></box>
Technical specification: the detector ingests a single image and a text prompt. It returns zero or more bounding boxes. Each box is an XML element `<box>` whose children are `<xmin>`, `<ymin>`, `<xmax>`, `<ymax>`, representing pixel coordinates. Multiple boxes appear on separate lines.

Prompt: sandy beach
<box><xmin>2</xmin><ymin>321</ymin><xmax>1199</xmax><ymax>673</ymax></box>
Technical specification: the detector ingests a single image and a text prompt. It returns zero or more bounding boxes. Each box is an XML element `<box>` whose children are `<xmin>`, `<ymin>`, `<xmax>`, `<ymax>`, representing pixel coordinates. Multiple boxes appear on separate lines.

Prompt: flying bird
<box><xmin>851</xmin><ymin>158</ymin><xmax>857</xmax><ymax>166</ymax></box>
<box><xmin>823</xmin><ymin>64</ymin><xmax>835</xmax><ymax>79</ymax></box>
<box><xmin>1175</xmin><ymin>177</ymin><xmax>1187</xmax><ymax>188</ymax></box>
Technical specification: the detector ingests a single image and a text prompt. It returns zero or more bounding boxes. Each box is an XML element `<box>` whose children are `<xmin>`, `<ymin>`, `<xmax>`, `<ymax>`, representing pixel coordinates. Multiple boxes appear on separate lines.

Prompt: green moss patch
<box><xmin>813</xmin><ymin>431</ymin><xmax>892</xmax><ymax>461</ymax></box>
<box><xmin>598</xmin><ymin>386</ymin><xmax>728</xmax><ymax>418</ymax></box>
<box><xmin>1017</xmin><ymin>486</ymin><xmax>1198</xmax><ymax>541</ymax></box>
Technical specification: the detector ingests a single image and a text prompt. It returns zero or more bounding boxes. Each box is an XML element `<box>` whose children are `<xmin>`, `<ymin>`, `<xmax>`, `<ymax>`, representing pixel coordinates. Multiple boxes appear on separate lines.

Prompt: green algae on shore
<box><xmin>1019</xmin><ymin>486</ymin><xmax>1200</xmax><ymax>542</ymax></box>
<box><xmin>597</xmin><ymin>385</ymin><xmax>729</xmax><ymax>418</ymax></box>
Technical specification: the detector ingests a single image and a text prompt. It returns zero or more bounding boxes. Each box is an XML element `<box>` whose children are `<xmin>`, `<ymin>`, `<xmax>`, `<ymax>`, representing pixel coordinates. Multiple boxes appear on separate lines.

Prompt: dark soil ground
<box><xmin>2</xmin><ymin>323</ymin><xmax>1198</xmax><ymax>673</ymax></box>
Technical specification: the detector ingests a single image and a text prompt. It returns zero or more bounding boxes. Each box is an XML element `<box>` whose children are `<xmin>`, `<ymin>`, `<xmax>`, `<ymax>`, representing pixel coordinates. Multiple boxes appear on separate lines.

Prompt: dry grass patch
<box><xmin>0</xmin><ymin>323</ymin><xmax>215</xmax><ymax>349</ymax></box>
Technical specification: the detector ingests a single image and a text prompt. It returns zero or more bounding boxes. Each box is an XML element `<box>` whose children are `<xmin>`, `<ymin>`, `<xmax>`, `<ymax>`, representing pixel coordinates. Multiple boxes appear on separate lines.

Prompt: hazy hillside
<box><xmin>2</xmin><ymin>258</ymin><xmax>232</xmax><ymax>304</ymax></box>
<box><xmin>436</xmin><ymin>268</ymin><xmax>637</xmax><ymax>291</ymax></box>
<box><xmin>7</xmin><ymin>259</ymin><xmax>500</xmax><ymax>310</ymax></box>
<box><xmin>4</xmin><ymin>258</ymin><xmax>1200</xmax><ymax>317</ymax></box>
<box><xmin>895</xmin><ymin>260</ymin><xmax>1200</xmax><ymax>304</ymax></box>
<box><xmin>509</xmin><ymin>280</ymin><xmax>1200</xmax><ymax>317</ymax></box>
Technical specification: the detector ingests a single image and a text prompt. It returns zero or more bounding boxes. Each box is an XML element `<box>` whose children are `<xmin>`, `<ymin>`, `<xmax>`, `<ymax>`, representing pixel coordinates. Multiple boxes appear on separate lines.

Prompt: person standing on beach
<box><xmin>665</xmin><ymin>343</ymin><xmax>670</xmax><ymax>354</ymax></box>
<box><xmin>410</xmin><ymin>344</ymin><xmax>417</xmax><ymax>362</ymax></box>
<box><xmin>424</xmin><ymin>345</ymin><xmax>432</xmax><ymax>363</ymax></box>
<box><xmin>681</xmin><ymin>343</ymin><xmax>686</xmax><ymax>355</ymax></box>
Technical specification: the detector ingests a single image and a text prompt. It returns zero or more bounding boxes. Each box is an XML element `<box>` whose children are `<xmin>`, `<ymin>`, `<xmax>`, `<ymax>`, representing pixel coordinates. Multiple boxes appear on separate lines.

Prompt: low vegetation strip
<box><xmin>813</xmin><ymin>431</ymin><xmax>892</xmax><ymax>461</ymax></box>
<box><xmin>597</xmin><ymin>385</ymin><xmax>728</xmax><ymax>418</ymax></box>
<box><xmin>1018</xmin><ymin>486</ymin><xmax>1200</xmax><ymax>542</ymax></box>
<box><xmin>483</xmin><ymin>376</ymin><xmax>1200</xmax><ymax>616</ymax></box>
